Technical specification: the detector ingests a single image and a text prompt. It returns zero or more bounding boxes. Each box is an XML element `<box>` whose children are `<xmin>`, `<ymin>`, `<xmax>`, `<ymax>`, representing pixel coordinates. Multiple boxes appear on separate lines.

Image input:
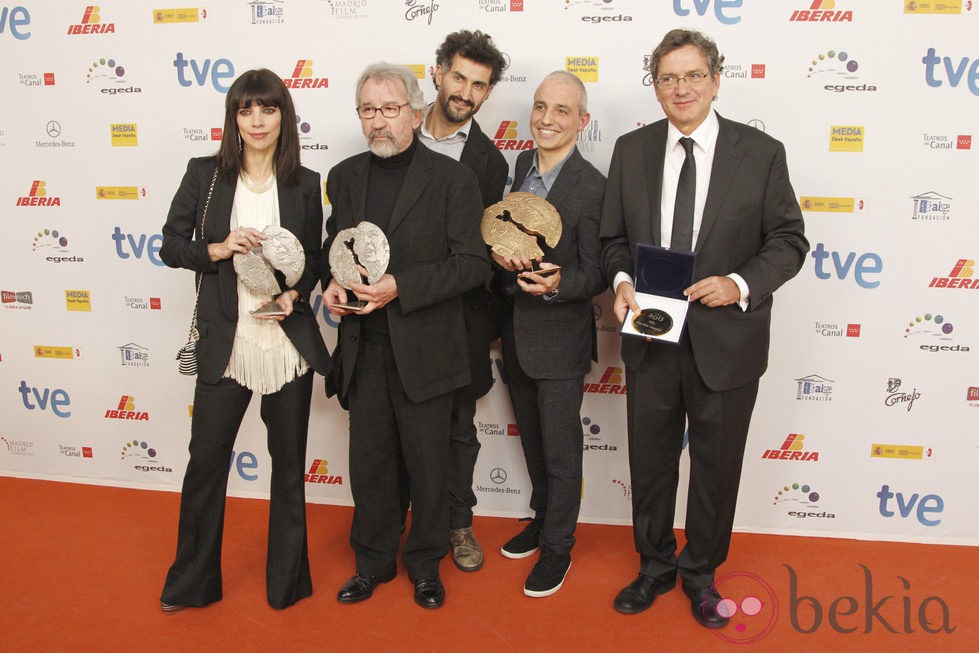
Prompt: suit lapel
<box><xmin>459</xmin><ymin>120</ymin><xmax>487</xmax><ymax>177</ymax></box>
<box><xmin>388</xmin><ymin>144</ymin><xmax>431</xmax><ymax>234</ymax></box>
<box><xmin>698</xmin><ymin>116</ymin><xmax>743</xmax><ymax>251</ymax></box>
<box><xmin>545</xmin><ymin>148</ymin><xmax>583</xmax><ymax>211</ymax></box>
<box><xmin>347</xmin><ymin>153</ymin><xmax>370</xmax><ymax>227</ymax></box>
<box><xmin>276</xmin><ymin>174</ymin><xmax>299</xmax><ymax>234</ymax></box>
<box><xmin>510</xmin><ymin>149</ymin><xmax>532</xmax><ymax>192</ymax></box>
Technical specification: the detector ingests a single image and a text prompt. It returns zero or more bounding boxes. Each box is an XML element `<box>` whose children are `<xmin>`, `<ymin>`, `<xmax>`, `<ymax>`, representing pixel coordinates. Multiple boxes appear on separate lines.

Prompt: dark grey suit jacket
<box><xmin>496</xmin><ymin>147</ymin><xmax>606</xmax><ymax>379</ymax></box>
<box><xmin>459</xmin><ymin>118</ymin><xmax>509</xmax><ymax>208</ymax></box>
<box><xmin>600</xmin><ymin>114</ymin><xmax>809</xmax><ymax>391</ymax></box>
<box><xmin>323</xmin><ymin>143</ymin><xmax>489</xmax><ymax>403</ymax></box>
<box><xmin>160</xmin><ymin>156</ymin><xmax>330</xmax><ymax>384</ymax></box>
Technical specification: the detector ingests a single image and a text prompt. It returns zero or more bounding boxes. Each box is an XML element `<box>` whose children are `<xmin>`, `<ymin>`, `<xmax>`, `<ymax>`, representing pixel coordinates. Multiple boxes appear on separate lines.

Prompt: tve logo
<box><xmin>0</xmin><ymin>5</ymin><xmax>30</xmax><ymax>39</ymax></box>
<box><xmin>673</xmin><ymin>0</ymin><xmax>742</xmax><ymax>24</ymax></box>
<box><xmin>922</xmin><ymin>48</ymin><xmax>979</xmax><ymax>96</ymax></box>
<box><xmin>173</xmin><ymin>52</ymin><xmax>235</xmax><ymax>93</ymax></box>
<box><xmin>810</xmin><ymin>243</ymin><xmax>882</xmax><ymax>288</ymax></box>
<box><xmin>112</xmin><ymin>227</ymin><xmax>164</xmax><ymax>266</ymax></box>
<box><xmin>18</xmin><ymin>380</ymin><xmax>71</xmax><ymax>417</ymax></box>
<box><xmin>876</xmin><ymin>484</ymin><xmax>943</xmax><ymax>526</ymax></box>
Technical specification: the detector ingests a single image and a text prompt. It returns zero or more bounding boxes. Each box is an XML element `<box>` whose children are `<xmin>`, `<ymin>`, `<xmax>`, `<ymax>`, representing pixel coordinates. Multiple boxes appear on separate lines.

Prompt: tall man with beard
<box><xmin>417</xmin><ymin>29</ymin><xmax>509</xmax><ymax>572</ymax></box>
<box><xmin>323</xmin><ymin>63</ymin><xmax>489</xmax><ymax>609</ymax></box>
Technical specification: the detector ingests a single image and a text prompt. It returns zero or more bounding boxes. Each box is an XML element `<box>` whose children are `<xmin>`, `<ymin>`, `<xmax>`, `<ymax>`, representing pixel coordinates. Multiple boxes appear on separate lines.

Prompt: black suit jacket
<box><xmin>459</xmin><ymin>118</ymin><xmax>509</xmax><ymax>208</ymax></box>
<box><xmin>323</xmin><ymin>144</ymin><xmax>490</xmax><ymax>403</ymax></box>
<box><xmin>160</xmin><ymin>156</ymin><xmax>331</xmax><ymax>384</ymax></box>
<box><xmin>495</xmin><ymin>147</ymin><xmax>606</xmax><ymax>379</ymax></box>
<box><xmin>600</xmin><ymin>114</ymin><xmax>809</xmax><ymax>391</ymax></box>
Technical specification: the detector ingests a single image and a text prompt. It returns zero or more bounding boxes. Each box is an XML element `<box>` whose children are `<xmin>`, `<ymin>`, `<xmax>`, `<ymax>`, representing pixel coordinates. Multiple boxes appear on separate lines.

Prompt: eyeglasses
<box><xmin>356</xmin><ymin>103</ymin><xmax>409</xmax><ymax>119</ymax></box>
<box><xmin>654</xmin><ymin>72</ymin><xmax>711</xmax><ymax>88</ymax></box>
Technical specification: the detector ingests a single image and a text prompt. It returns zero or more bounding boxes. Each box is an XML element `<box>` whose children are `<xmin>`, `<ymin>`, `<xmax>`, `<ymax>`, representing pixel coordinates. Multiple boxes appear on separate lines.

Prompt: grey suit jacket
<box><xmin>600</xmin><ymin>114</ymin><xmax>809</xmax><ymax>391</ymax></box>
<box><xmin>323</xmin><ymin>143</ymin><xmax>489</xmax><ymax>403</ymax></box>
<box><xmin>160</xmin><ymin>156</ymin><xmax>330</xmax><ymax>383</ymax></box>
<box><xmin>459</xmin><ymin>118</ymin><xmax>509</xmax><ymax>208</ymax></box>
<box><xmin>496</xmin><ymin>147</ymin><xmax>606</xmax><ymax>379</ymax></box>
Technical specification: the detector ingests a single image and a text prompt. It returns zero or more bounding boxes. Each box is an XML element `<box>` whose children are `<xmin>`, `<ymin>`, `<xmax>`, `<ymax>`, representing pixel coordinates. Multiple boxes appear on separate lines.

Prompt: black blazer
<box><xmin>495</xmin><ymin>147</ymin><xmax>606</xmax><ymax>379</ymax></box>
<box><xmin>459</xmin><ymin>118</ymin><xmax>509</xmax><ymax>208</ymax></box>
<box><xmin>600</xmin><ymin>114</ymin><xmax>809</xmax><ymax>391</ymax></box>
<box><xmin>323</xmin><ymin>144</ymin><xmax>490</xmax><ymax>403</ymax></box>
<box><xmin>161</xmin><ymin>156</ymin><xmax>330</xmax><ymax>384</ymax></box>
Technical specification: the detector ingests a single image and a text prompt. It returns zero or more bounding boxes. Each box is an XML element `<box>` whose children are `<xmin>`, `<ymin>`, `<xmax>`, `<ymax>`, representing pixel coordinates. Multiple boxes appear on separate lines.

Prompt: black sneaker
<box><xmin>500</xmin><ymin>517</ymin><xmax>542</xmax><ymax>559</ymax></box>
<box><xmin>523</xmin><ymin>551</ymin><xmax>571</xmax><ymax>598</ymax></box>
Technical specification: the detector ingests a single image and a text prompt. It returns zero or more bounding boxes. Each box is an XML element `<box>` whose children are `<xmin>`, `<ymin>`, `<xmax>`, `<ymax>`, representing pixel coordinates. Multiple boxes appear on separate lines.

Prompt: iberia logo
<box><xmin>104</xmin><ymin>395</ymin><xmax>149</xmax><ymax>421</ymax></box>
<box><xmin>493</xmin><ymin>121</ymin><xmax>534</xmax><ymax>151</ymax></box>
<box><xmin>761</xmin><ymin>433</ymin><xmax>820</xmax><ymax>461</ymax></box>
<box><xmin>284</xmin><ymin>60</ymin><xmax>329</xmax><ymax>89</ymax></box>
<box><xmin>305</xmin><ymin>458</ymin><xmax>343</xmax><ymax>484</ymax></box>
<box><xmin>790</xmin><ymin>1</ymin><xmax>853</xmax><ymax>22</ymax></box>
<box><xmin>17</xmin><ymin>180</ymin><xmax>61</xmax><ymax>206</ymax></box>
<box><xmin>929</xmin><ymin>259</ymin><xmax>978</xmax><ymax>289</ymax></box>
<box><xmin>584</xmin><ymin>367</ymin><xmax>627</xmax><ymax>395</ymax></box>
<box><xmin>68</xmin><ymin>6</ymin><xmax>116</xmax><ymax>34</ymax></box>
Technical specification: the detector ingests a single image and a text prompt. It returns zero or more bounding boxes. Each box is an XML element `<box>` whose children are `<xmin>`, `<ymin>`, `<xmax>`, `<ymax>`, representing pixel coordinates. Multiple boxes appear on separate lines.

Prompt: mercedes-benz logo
<box><xmin>489</xmin><ymin>467</ymin><xmax>507</xmax><ymax>484</ymax></box>
<box><xmin>46</xmin><ymin>121</ymin><xmax>62</xmax><ymax>138</ymax></box>
<box><xmin>747</xmin><ymin>119</ymin><xmax>765</xmax><ymax>132</ymax></box>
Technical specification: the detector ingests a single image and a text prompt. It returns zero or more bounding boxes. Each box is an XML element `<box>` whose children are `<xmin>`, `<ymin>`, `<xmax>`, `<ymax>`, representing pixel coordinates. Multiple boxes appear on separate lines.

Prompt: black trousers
<box><xmin>347</xmin><ymin>337</ymin><xmax>452</xmax><ymax>581</ymax></box>
<box><xmin>161</xmin><ymin>371</ymin><xmax>314</xmax><ymax>609</ymax></box>
<box><xmin>625</xmin><ymin>334</ymin><xmax>758</xmax><ymax>589</ymax></box>
<box><xmin>501</xmin><ymin>319</ymin><xmax>585</xmax><ymax>557</ymax></box>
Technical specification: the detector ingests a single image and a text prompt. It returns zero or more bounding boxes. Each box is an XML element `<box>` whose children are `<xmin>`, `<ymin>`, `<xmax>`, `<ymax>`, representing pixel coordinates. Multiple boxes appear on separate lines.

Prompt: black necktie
<box><xmin>671</xmin><ymin>136</ymin><xmax>696</xmax><ymax>251</ymax></box>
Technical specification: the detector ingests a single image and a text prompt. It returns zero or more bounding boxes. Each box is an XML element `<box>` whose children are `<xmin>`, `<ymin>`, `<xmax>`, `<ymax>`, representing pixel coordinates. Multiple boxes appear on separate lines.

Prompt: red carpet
<box><xmin>1</xmin><ymin>477</ymin><xmax>974</xmax><ymax>651</ymax></box>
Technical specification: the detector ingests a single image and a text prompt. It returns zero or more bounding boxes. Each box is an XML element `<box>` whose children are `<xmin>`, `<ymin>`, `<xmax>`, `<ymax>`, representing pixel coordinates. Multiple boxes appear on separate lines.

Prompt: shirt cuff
<box><xmin>728</xmin><ymin>273</ymin><xmax>749</xmax><ymax>312</ymax></box>
<box><xmin>613</xmin><ymin>271</ymin><xmax>634</xmax><ymax>292</ymax></box>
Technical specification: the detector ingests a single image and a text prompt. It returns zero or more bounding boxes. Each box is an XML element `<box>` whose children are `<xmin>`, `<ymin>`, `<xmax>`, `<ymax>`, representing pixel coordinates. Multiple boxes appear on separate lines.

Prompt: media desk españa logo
<box><xmin>790</xmin><ymin>1</ymin><xmax>853</xmax><ymax>22</ymax></box>
<box><xmin>249</xmin><ymin>0</ymin><xmax>285</xmax><ymax>24</ymax></box>
<box><xmin>65</xmin><ymin>290</ymin><xmax>91</xmax><ymax>311</ymax></box>
<box><xmin>118</xmin><ymin>343</ymin><xmax>150</xmax><ymax>367</ymax></box>
<box><xmin>794</xmin><ymin>374</ymin><xmax>833</xmax><ymax>402</ymax></box>
<box><xmin>305</xmin><ymin>458</ymin><xmax>343</xmax><ymax>485</ymax></box>
<box><xmin>68</xmin><ymin>6</ymin><xmax>116</xmax><ymax>35</ymax></box>
<box><xmin>905</xmin><ymin>0</ymin><xmax>975</xmax><ymax>13</ymax></box>
<box><xmin>929</xmin><ymin>259</ymin><xmax>978</xmax><ymax>289</ymax></box>
<box><xmin>910</xmin><ymin>191</ymin><xmax>952</xmax><ymax>221</ymax></box>
<box><xmin>17</xmin><ymin>180</ymin><xmax>61</xmax><ymax>206</ymax></box>
<box><xmin>566</xmin><ymin>56</ymin><xmax>598</xmax><ymax>83</ymax></box>
<box><xmin>829</xmin><ymin>125</ymin><xmax>864</xmax><ymax>152</ymax></box>
<box><xmin>285</xmin><ymin>60</ymin><xmax>328</xmax><ymax>89</ymax></box>
<box><xmin>110</xmin><ymin>123</ymin><xmax>138</xmax><ymax>147</ymax></box>
<box><xmin>761</xmin><ymin>433</ymin><xmax>819</xmax><ymax>462</ymax></box>
<box><xmin>153</xmin><ymin>7</ymin><xmax>208</xmax><ymax>23</ymax></box>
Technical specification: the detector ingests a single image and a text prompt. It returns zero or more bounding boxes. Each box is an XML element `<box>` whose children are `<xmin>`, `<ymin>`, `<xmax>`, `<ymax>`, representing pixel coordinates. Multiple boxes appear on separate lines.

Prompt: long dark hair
<box><xmin>216</xmin><ymin>69</ymin><xmax>300</xmax><ymax>185</ymax></box>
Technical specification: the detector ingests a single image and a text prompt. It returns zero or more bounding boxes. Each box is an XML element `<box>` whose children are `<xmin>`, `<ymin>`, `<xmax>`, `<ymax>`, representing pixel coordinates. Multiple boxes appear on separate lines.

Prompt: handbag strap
<box><xmin>186</xmin><ymin>166</ymin><xmax>220</xmax><ymax>340</ymax></box>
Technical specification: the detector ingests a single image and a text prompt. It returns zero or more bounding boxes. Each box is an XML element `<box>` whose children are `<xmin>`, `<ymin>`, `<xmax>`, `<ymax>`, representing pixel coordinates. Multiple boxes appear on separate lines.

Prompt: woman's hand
<box><xmin>209</xmin><ymin>227</ymin><xmax>265</xmax><ymax>261</ymax></box>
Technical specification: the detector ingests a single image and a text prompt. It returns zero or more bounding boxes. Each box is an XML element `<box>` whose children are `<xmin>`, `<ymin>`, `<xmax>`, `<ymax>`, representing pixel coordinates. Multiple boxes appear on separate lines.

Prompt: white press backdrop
<box><xmin>1</xmin><ymin>1</ymin><xmax>977</xmax><ymax>546</ymax></box>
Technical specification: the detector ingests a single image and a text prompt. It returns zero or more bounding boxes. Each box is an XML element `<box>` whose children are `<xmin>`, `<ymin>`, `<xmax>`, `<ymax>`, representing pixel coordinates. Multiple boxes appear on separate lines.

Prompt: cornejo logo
<box><xmin>403</xmin><ymin>0</ymin><xmax>439</xmax><ymax>25</ymax></box>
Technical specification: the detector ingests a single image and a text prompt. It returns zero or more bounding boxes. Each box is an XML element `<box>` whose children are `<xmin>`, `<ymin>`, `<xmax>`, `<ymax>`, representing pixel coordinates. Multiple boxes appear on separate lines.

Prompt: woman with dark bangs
<box><xmin>158</xmin><ymin>69</ymin><xmax>330</xmax><ymax>612</ymax></box>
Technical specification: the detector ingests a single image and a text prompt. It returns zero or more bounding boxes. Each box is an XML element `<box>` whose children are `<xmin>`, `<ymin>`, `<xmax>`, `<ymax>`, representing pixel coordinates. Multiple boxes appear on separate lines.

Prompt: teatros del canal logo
<box><xmin>67</xmin><ymin>6</ymin><xmax>116</xmax><ymax>34</ymax></box>
<box><xmin>910</xmin><ymin>191</ymin><xmax>952</xmax><ymax>221</ymax></box>
<box><xmin>922</xmin><ymin>132</ymin><xmax>972</xmax><ymax>149</ymax></box>
<box><xmin>249</xmin><ymin>0</ymin><xmax>285</xmax><ymax>24</ymax></box>
<box><xmin>305</xmin><ymin>458</ymin><xmax>343</xmax><ymax>485</ymax></box>
<box><xmin>105</xmin><ymin>395</ymin><xmax>149</xmax><ymax>421</ymax></box>
<box><xmin>17</xmin><ymin>180</ymin><xmax>60</xmax><ymax>206</ymax></box>
<box><xmin>183</xmin><ymin>126</ymin><xmax>222</xmax><ymax>142</ymax></box>
<box><xmin>493</xmin><ymin>120</ymin><xmax>533</xmax><ymax>151</ymax></box>
<box><xmin>790</xmin><ymin>1</ymin><xmax>853</xmax><ymax>21</ymax></box>
<box><xmin>929</xmin><ymin>259</ymin><xmax>978</xmax><ymax>289</ymax></box>
<box><xmin>813</xmin><ymin>321</ymin><xmax>861</xmax><ymax>337</ymax></box>
<box><xmin>285</xmin><ymin>60</ymin><xmax>328</xmax><ymax>89</ymax></box>
<box><xmin>794</xmin><ymin>374</ymin><xmax>834</xmax><ymax>401</ymax></box>
<box><xmin>884</xmin><ymin>377</ymin><xmax>921</xmax><ymax>412</ymax></box>
<box><xmin>123</xmin><ymin>295</ymin><xmax>161</xmax><ymax>310</ymax></box>
<box><xmin>59</xmin><ymin>444</ymin><xmax>93</xmax><ymax>458</ymax></box>
<box><xmin>477</xmin><ymin>0</ymin><xmax>524</xmax><ymax>13</ymax></box>
<box><xmin>18</xmin><ymin>72</ymin><xmax>55</xmax><ymax>88</ymax></box>
<box><xmin>762</xmin><ymin>434</ymin><xmax>820</xmax><ymax>462</ymax></box>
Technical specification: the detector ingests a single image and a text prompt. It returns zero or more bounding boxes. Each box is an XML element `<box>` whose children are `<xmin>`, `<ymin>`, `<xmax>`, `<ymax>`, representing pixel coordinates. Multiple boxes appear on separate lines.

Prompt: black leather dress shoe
<box><xmin>160</xmin><ymin>601</ymin><xmax>185</xmax><ymax>614</ymax></box>
<box><xmin>337</xmin><ymin>568</ymin><xmax>396</xmax><ymax>604</ymax></box>
<box><xmin>613</xmin><ymin>574</ymin><xmax>677</xmax><ymax>614</ymax></box>
<box><xmin>683</xmin><ymin>585</ymin><xmax>731</xmax><ymax>629</ymax></box>
<box><xmin>413</xmin><ymin>577</ymin><xmax>445</xmax><ymax>609</ymax></box>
